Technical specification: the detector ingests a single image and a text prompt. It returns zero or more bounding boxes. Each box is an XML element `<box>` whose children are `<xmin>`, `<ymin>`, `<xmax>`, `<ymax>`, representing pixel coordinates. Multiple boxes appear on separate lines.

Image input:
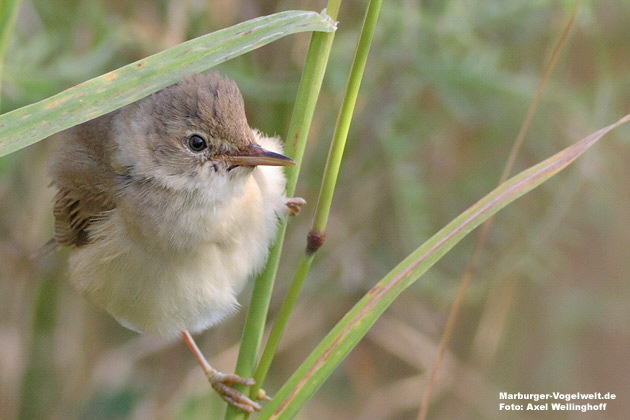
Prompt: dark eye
<box><xmin>187</xmin><ymin>134</ymin><xmax>207</xmax><ymax>152</ymax></box>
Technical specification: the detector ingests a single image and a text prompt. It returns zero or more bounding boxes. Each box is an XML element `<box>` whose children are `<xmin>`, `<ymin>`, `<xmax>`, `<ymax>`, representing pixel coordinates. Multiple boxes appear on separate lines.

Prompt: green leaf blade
<box><xmin>0</xmin><ymin>10</ymin><xmax>335</xmax><ymax>158</ymax></box>
<box><xmin>258</xmin><ymin>114</ymin><xmax>630</xmax><ymax>419</ymax></box>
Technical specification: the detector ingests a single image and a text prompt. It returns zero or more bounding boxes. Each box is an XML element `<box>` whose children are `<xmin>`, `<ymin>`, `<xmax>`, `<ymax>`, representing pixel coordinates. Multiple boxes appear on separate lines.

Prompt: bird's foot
<box><xmin>181</xmin><ymin>331</ymin><xmax>268</xmax><ymax>413</ymax></box>
<box><xmin>207</xmin><ymin>370</ymin><xmax>270</xmax><ymax>413</ymax></box>
<box><xmin>285</xmin><ymin>197</ymin><xmax>306</xmax><ymax>216</ymax></box>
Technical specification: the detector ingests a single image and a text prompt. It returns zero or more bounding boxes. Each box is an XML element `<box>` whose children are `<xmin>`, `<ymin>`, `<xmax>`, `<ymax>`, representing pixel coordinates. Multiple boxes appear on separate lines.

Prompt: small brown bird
<box><xmin>46</xmin><ymin>72</ymin><xmax>304</xmax><ymax>412</ymax></box>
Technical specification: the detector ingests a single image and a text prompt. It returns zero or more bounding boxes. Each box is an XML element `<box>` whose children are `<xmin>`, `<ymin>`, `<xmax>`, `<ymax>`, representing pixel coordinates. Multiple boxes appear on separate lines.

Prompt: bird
<box><xmin>45</xmin><ymin>72</ymin><xmax>305</xmax><ymax>412</ymax></box>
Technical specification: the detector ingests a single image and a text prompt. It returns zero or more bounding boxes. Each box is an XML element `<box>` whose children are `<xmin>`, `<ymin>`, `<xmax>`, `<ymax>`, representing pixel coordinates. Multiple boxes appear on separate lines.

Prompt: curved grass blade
<box><xmin>258</xmin><ymin>114</ymin><xmax>630</xmax><ymax>419</ymax></box>
<box><xmin>0</xmin><ymin>10</ymin><xmax>335</xmax><ymax>157</ymax></box>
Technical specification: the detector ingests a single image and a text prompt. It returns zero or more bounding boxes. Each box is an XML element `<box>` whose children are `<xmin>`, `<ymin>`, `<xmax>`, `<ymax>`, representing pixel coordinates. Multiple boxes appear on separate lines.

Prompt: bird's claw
<box><xmin>285</xmin><ymin>197</ymin><xmax>306</xmax><ymax>216</ymax></box>
<box><xmin>207</xmin><ymin>371</ymin><xmax>269</xmax><ymax>413</ymax></box>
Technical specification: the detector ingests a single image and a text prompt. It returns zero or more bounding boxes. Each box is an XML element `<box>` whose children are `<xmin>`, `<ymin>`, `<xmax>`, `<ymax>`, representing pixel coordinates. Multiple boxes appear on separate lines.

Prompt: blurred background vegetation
<box><xmin>1</xmin><ymin>0</ymin><xmax>629</xmax><ymax>419</ymax></box>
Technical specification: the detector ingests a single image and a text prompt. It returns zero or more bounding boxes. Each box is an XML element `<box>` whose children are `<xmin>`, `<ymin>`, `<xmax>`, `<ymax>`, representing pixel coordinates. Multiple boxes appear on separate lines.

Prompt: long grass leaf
<box><xmin>0</xmin><ymin>10</ymin><xmax>335</xmax><ymax>157</ymax></box>
<box><xmin>258</xmin><ymin>114</ymin><xmax>630</xmax><ymax>419</ymax></box>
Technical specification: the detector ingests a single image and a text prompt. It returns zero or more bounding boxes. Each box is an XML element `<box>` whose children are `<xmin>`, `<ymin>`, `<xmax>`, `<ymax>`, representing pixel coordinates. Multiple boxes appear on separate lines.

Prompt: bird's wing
<box><xmin>48</xmin><ymin>115</ymin><xmax>120</xmax><ymax>247</ymax></box>
<box><xmin>51</xmin><ymin>186</ymin><xmax>116</xmax><ymax>247</ymax></box>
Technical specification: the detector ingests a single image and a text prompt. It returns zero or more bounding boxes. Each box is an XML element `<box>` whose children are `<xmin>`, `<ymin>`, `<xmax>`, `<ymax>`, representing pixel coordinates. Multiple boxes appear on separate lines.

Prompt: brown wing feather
<box><xmin>48</xmin><ymin>112</ymin><xmax>121</xmax><ymax>247</ymax></box>
<box><xmin>52</xmin><ymin>187</ymin><xmax>115</xmax><ymax>246</ymax></box>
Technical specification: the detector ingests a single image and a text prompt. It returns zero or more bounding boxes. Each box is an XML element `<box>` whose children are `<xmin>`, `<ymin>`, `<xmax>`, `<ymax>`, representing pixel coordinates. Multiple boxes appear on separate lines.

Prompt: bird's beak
<box><xmin>222</xmin><ymin>144</ymin><xmax>295</xmax><ymax>167</ymax></box>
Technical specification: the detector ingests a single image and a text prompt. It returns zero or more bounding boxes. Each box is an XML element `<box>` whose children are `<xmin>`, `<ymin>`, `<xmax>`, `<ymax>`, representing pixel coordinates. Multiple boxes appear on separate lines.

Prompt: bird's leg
<box><xmin>181</xmin><ymin>330</ymin><xmax>268</xmax><ymax>413</ymax></box>
<box><xmin>285</xmin><ymin>197</ymin><xmax>306</xmax><ymax>216</ymax></box>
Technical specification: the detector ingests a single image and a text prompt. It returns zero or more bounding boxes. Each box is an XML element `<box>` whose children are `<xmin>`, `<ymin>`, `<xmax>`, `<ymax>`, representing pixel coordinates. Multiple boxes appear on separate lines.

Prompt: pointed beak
<box><xmin>222</xmin><ymin>144</ymin><xmax>295</xmax><ymax>167</ymax></box>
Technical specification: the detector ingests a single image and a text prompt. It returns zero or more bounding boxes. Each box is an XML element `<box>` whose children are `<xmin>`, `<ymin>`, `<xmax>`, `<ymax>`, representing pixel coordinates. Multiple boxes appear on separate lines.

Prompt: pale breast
<box><xmin>67</xmin><ymin>164</ymin><xmax>287</xmax><ymax>337</ymax></box>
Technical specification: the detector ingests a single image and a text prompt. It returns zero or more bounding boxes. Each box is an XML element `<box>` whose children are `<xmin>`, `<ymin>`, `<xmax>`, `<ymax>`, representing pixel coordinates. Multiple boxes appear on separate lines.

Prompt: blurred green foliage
<box><xmin>1</xmin><ymin>1</ymin><xmax>629</xmax><ymax>419</ymax></box>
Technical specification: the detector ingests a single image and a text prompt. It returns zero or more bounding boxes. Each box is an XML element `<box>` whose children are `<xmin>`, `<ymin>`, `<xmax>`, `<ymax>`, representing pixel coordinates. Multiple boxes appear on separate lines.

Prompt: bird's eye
<box><xmin>187</xmin><ymin>134</ymin><xmax>207</xmax><ymax>152</ymax></box>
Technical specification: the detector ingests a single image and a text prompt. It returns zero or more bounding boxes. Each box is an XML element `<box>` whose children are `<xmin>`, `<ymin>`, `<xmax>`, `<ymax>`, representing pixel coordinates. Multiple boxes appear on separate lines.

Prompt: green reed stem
<box><xmin>251</xmin><ymin>0</ymin><xmax>382</xmax><ymax>415</ymax></box>
<box><xmin>0</xmin><ymin>0</ymin><xmax>22</xmax><ymax>111</ymax></box>
<box><xmin>227</xmin><ymin>5</ymin><xmax>340</xmax><ymax>420</ymax></box>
